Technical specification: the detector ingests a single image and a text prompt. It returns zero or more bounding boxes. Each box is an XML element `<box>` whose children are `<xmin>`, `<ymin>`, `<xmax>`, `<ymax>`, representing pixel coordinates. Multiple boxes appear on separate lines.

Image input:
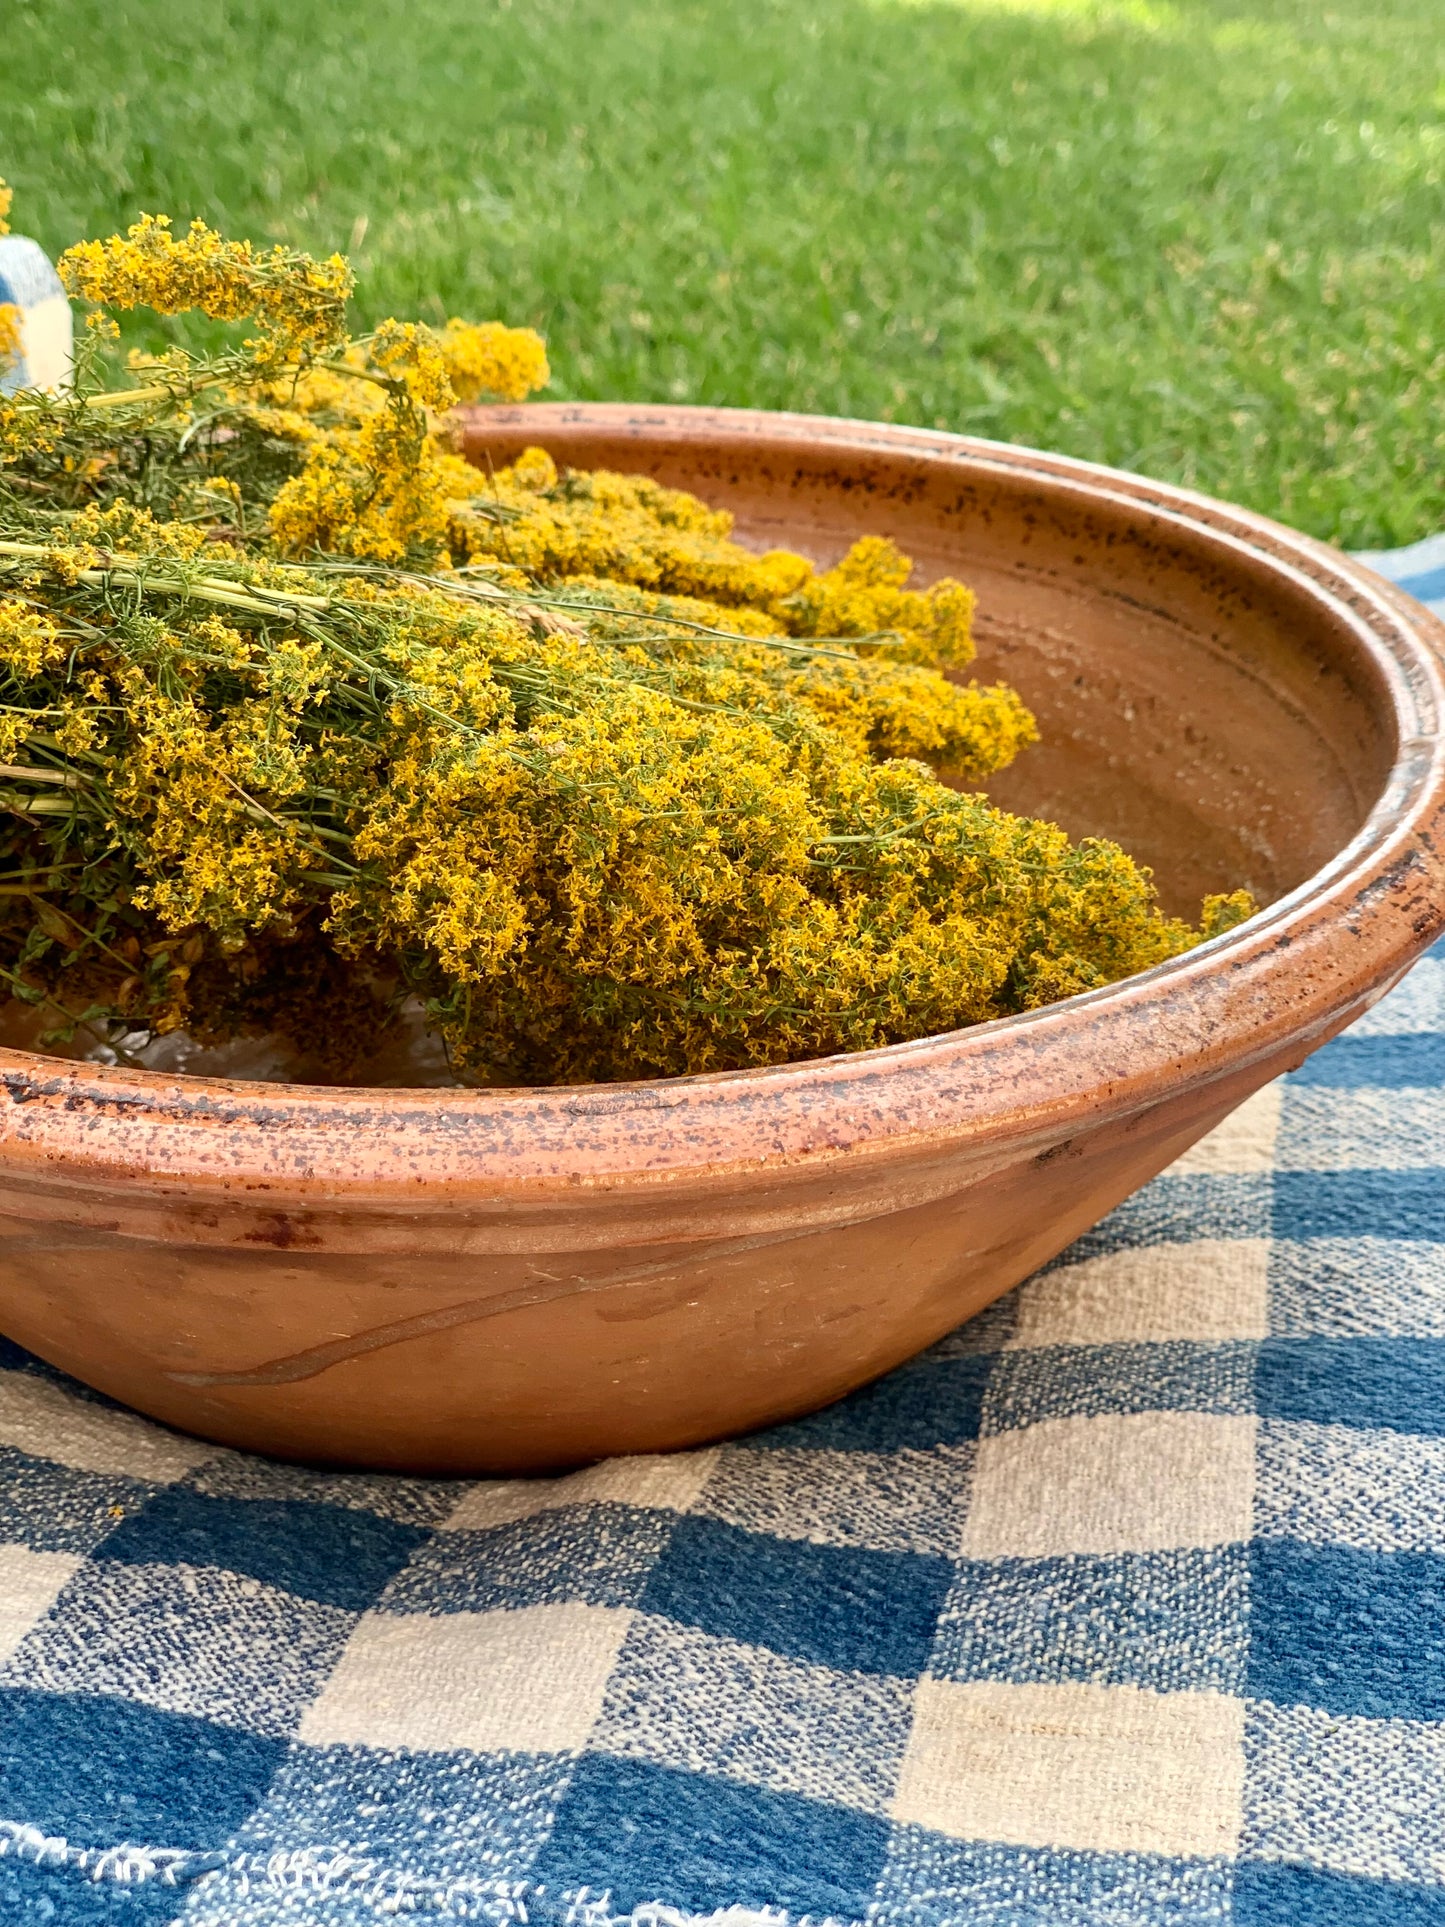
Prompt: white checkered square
<box><xmin>1</xmin><ymin>1559</ymin><xmax>351</xmax><ymax>1735</ymax></box>
<box><xmin>443</xmin><ymin>1451</ymin><xmax>718</xmax><ymax>1531</ymax></box>
<box><xmin>894</xmin><ymin>1678</ymin><xmax>1245</xmax><ymax>1857</ymax></box>
<box><xmin>1169</xmin><ymin>1084</ymin><xmax>1282</xmax><ymax>1174</ymax></box>
<box><xmin>0</xmin><ymin>1370</ymin><xmax>213</xmax><ymax>1481</ymax></box>
<box><xmin>960</xmin><ymin>1412</ymin><xmax>1256</xmax><ymax>1558</ymax></box>
<box><xmin>1246</xmin><ymin>1699</ymin><xmax>1445</xmax><ymax>1884</ymax></box>
<box><xmin>594</xmin><ymin>1614</ymin><xmax>913</xmax><ymax>1813</ymax></box>
<box><xmin>698</xmin><ymin>1444</ymin><xmax>974</xmax><ymax>1556</ymax></box>
<box><xmin>299</xmin><ymin>1602</ymin><xmax>632</xmax><ymax>1754</ymax></box>
<box><xmin>0</xmin><ymin>1544</ymin><xmax>79</xmax><ymax>1661</ymax></box>
<box><xmin>1010</xmin><ymin>1241</ymin><xmax>1270</xmax><ymax>1348</ymax></box>
<box><xmin>1351</xmin><ymin>959</ymin><xmax>1445</xmax><ymax>1034</ymax></box>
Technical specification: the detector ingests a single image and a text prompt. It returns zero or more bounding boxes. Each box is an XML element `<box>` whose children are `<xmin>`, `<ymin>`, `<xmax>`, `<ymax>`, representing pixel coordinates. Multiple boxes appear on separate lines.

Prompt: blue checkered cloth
<box><xmin>0</xmin><ymin>547</ymin><xmax>1443</xmax><ymax>1926</ymax></box>
<box><xmin>1355</xmin><ymin>535</ymin><xmax>1445</xmax><ymax>625</ymax></box>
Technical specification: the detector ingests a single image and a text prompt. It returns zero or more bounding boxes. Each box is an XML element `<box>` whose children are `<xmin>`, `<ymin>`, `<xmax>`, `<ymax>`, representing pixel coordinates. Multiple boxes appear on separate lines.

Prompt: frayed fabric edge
<box><xmin>0</xmin><ymin>1820</ymin><xmax>855</xmax><ymax>1926</ymax></box>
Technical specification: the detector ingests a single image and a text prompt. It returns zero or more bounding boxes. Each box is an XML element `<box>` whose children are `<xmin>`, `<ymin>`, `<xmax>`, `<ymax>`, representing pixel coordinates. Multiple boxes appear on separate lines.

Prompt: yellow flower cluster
<box><xmin>454</xmin><ymin>450</ymin><xmax>979</xmax><ymax>667</ymax></box>
<box><xmin>266</xmin><ymin>431</ymin><xmax>457</xmax><ymax>565</ymax></box>
<box><xmin>0</xmin><ymin>595</ymin><xmax>67</xmax><ymax>680</ymax></box>
<box><xmin>260</xmin><ymin>324</ymin><xmax>550</xmax><ymax>564</ymax></box>
<box><xmin>440</xmin><ymin>319</ymin><xmax>550</xmax><ymax>404</ymax></box>
<box><xmin>786</xmin><ymin>535</ymin><xmax>977</xmax><ymax>666</ymax></box>
<box><xmin>58</xmin><ymin>215</ymin><xmax>353</xmax><ymax>360</ymax></box>
<box><xmin>0</xmin><ymin>516</ymin><xmax>1250</xmax><ymax>1081</ymax></box>
<box><xmin>547</xmin><ymin>574</ymin><xmax>1031</xmax><ymax>776</ymax></box>
<box><xmin>370</xmin><ymin>319</ymin><xmax>455</xmax><ymax>411</ymax></box>
<box><xmin>0</xmin><ymin>182</ymin><xmax>18</xmax><ymax>380</ymax></box>
<box><xmin>0</xmin><ymin>306</ymin><xmax>21</xmax><ymax>377</ymax></box>
<box><xmin>0</xmin><ymin>212</ymin><xmax>1256</xmax><ymax>1082</ymax></box>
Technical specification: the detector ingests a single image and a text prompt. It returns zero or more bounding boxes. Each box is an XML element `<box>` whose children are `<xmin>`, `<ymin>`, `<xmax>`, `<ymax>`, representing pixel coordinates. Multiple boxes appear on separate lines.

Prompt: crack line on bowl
<box><xmin>163</xmin><ymin>1222</ymin><xmax>826</xmax><ymax>1388</ymax></box>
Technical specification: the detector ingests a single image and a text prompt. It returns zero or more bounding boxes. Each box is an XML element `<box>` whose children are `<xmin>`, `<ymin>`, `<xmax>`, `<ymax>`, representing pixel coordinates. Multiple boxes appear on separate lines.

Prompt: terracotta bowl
<box><xmin>1</xmin><ymin>407</ymin><xmax>1443</xmax><ymax>1474</ymax></box>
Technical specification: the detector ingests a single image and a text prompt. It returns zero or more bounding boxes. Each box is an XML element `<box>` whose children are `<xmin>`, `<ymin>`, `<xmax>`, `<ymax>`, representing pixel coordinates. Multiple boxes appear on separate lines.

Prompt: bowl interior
<box><xmin>0</xmin><ymin>419</ymin><xmax>1402</xmax><ymax>1084</ymax></box>
<box><xmin>459</xmin><ymin>416</ymin><xmax>1398</xmax><ymax>919</ymax></box>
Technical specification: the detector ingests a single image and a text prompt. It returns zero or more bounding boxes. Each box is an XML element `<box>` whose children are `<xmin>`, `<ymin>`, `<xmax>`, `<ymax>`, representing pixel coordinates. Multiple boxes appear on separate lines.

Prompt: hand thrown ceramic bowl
<box><xmin>1</xmin><ymin>406</ymin><xmax>1442</xmax><ymax>1473</ymax></box>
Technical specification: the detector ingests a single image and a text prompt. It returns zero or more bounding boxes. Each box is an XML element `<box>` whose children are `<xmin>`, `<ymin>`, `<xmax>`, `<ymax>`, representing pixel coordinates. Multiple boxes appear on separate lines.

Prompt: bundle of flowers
<box><xmin>0</xmin><ymin>190</ymin><xmax>1251</xmax><ymax>1083</ymax></box>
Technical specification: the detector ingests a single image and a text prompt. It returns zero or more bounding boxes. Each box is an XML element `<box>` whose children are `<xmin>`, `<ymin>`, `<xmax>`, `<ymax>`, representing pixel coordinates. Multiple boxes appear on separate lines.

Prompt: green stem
<box><xmin>0</xmin><ymin>792</ymin><xmax>76</xmax><ymax>816</ymax></box>
<box><xmin>65</xmin><ymin>373</ymin><xmax>228</xmax><ymax>412</ymax></box>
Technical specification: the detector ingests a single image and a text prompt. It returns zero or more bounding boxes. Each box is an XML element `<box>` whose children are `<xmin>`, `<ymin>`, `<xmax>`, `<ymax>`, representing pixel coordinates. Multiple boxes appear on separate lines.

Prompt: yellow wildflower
<box><xmin>370</xmin><ymin>319</ymin><xmax>455</xmax><ymax>412</ymax></box>
<box><xmin>59</xmin><ymin>215</ymin><xmax>353</xmax><ymax>359</ymax></box>
<box><xmin>66</xmin><ymin>500</ymin><xmax>210</xmax><ymax>559</ymax></box>
<box><xmin>267</xmin><ymin>426</ymin><xmax>455</xmax><ymax>562</ymax></box>
<box><xmin>786</xmin><ymin>536</ymin><xmax>977</xmax><ymax>667</ymax></box>
<box><xmin>440</xmin><ymin>320</ymin><xmax>550</xmax><ymax>403</ymax></box>
<box><xmin>456</xmin><ymin>457</ymin><xmax>974</xmax><ymax>662</ymax></box>
<box><xmin>0</xmin><ymin>598</ymin><xmax>68</xmax><ymax>678</ymax></box>
<box><xmin>0</xmin><ymin>305</ymin><xmax>21</xmax><ymax>377</ymax></box>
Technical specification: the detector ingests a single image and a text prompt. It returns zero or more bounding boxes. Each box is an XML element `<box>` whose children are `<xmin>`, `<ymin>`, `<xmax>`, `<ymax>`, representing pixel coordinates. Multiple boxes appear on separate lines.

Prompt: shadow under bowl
<box><xmin>0</xmin><ymin>407</ymin><xmax>1442</xmax><ymax>1472</ymax></box>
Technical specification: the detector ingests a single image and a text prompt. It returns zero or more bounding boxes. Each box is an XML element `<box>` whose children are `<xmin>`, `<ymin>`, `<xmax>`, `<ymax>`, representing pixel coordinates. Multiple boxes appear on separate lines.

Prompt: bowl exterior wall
<box><xmin>0</xmin><ymin>1049</ymin><xmax>1293</xmax><ymax>1473</ymax></box>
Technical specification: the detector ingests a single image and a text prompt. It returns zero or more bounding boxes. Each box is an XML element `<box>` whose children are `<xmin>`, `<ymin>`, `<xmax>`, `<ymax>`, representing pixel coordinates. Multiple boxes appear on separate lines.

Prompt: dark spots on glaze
<box><xmin>241</xmin><ymin>1211</ymin><xmax>322</xmax><ymax>1250</ymax></box>
<box><xmin>1034</xmin><ymin>1139</ymin><xmax>1081</xmax><ymax>1165</ymax></box>
<box><xmin>1346</xmin><ymin>845</ymin><xmax>1431</xmax><ymax>921</ymax></box>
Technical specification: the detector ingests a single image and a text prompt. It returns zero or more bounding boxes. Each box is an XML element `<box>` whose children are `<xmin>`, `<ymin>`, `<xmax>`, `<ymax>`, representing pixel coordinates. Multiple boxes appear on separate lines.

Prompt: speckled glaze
<box><xmin>1</xmin><ymin>408</ymin><xmax>1442</xmax><ymax>1473</ymax></box>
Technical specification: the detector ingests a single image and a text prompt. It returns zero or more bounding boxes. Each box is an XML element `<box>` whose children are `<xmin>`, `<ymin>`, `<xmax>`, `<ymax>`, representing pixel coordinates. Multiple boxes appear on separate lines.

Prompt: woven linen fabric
<box><xmin>0</xmin><ymin>542</ymin><xmax>1441</xmax><ymax>1926</ymax></box>
<box><xmin>0</xmin><ymin>965</ymin><xmax>1441</xmax><ymax>1926</ymax></box>
<box><xmin>1356</xmin><ymin>533</ymin><xmax>1445</xmax><ymax>624</ymax></box>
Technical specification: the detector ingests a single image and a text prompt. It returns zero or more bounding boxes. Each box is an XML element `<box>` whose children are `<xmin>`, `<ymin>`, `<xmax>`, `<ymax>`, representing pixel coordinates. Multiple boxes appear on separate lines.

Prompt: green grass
<box><xmin>3</xmin><ymin>0</ymin><xmax>1443</xmax><ymax>545</ymax></box>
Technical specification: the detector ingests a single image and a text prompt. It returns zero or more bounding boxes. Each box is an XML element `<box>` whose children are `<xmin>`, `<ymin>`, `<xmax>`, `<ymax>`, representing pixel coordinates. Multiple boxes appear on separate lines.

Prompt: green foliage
<box><xmin>3</xmin><ymin>0</ymin><xmax>1442</xmax><ymax>545</ymax></box>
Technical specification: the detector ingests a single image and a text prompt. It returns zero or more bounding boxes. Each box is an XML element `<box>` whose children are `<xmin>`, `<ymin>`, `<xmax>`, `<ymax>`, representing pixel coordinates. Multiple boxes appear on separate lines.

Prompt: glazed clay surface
<box><xmin>0</xmin><ymin>410</ymin><xmax>1441</xmax><ymax>1472</ymax></box>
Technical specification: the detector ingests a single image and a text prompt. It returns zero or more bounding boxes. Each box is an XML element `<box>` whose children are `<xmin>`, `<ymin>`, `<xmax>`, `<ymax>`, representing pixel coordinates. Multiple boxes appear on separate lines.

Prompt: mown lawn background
<box><xmin>3</xmin><ymin>0</ymin><xmax>1442</xmax><ymax>545</ymax></box>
